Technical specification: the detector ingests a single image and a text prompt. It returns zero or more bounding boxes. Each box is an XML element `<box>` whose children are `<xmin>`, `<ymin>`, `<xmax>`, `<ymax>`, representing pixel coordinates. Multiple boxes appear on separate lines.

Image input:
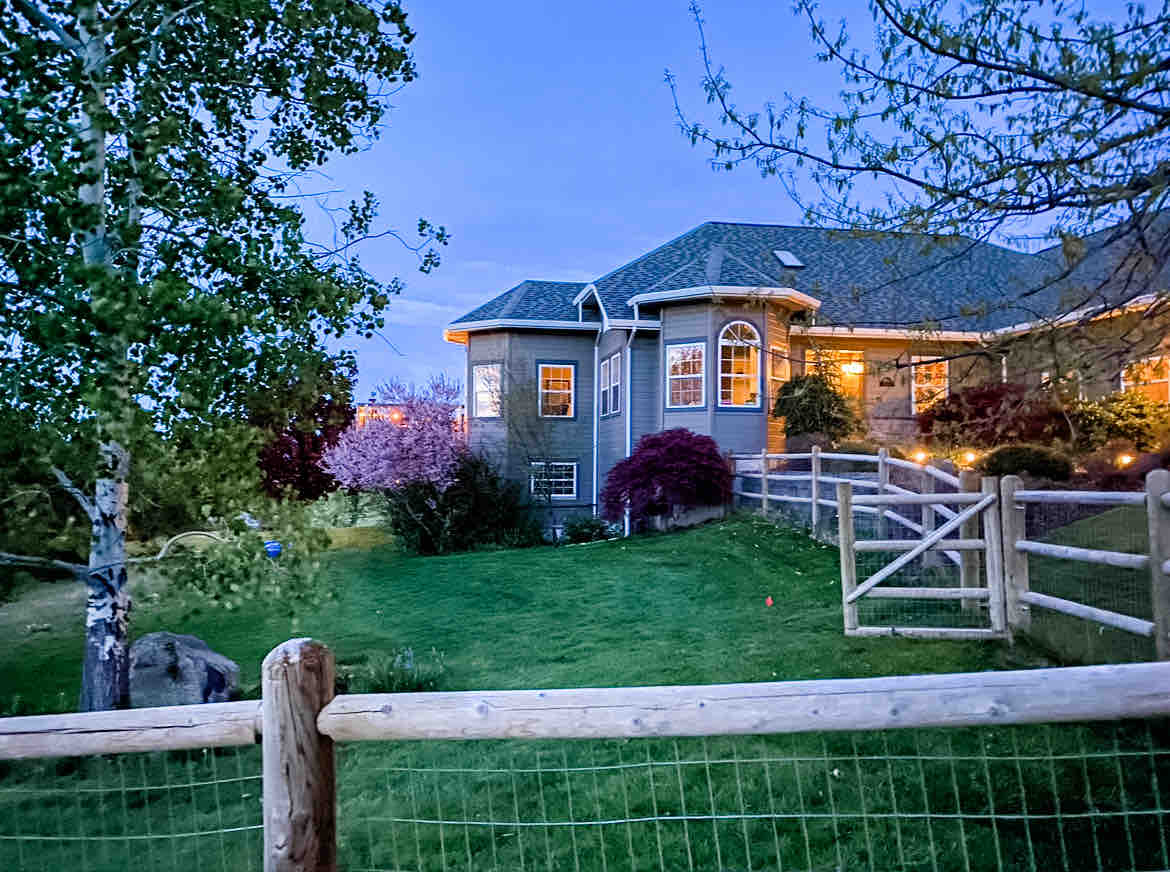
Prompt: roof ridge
<box><xmin>718</xmin><ymin>245</ymin><xmax>785</xmax><ymax>286</ymax></box>
<box><xmin>592</xmin><ymin>222</ymin><xmax>716</xmax><ymax>286</ymax></box>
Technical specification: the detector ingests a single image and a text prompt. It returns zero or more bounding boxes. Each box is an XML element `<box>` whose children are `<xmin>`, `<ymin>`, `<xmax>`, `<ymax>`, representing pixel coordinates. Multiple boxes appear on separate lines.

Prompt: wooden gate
<box><xmin>836</xmin><ymin>478</ymin><xmax>1007</xmax><ymax>640</ymax></box>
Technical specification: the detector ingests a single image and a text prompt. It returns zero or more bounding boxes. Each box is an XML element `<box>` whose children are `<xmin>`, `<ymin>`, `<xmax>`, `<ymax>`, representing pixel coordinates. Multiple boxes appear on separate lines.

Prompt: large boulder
<box><xmin>130</xmin><ymin>632</ymin><xmax>240</xmax><ymax>708</ymax></box>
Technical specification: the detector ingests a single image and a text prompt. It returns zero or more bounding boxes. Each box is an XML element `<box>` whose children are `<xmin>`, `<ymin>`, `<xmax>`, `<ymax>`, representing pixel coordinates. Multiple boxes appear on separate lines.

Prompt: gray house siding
<box><xmin>597</xmin><ymin>329</ymin><xmax>627</xmax><ymax>502</ymax></box>
<box><xmin>710</xmin><ymin>304</ymin><xmax>768</xmax><ymax>454</ymax></box>
<box><xmin>466</xmin><ymin>331</ymin><xmax>510</xmax><ymax>467</ymax></box>
<box><xmin>502</xmin><ymin>331</ymin><xmax>596</xmax><ymax>523</ymax></box>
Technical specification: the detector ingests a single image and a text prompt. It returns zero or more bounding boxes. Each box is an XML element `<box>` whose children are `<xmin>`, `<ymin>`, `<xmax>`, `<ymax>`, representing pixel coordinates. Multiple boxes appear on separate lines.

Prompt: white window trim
<box><xmin>717</xmin><ymin>321</ymin><xmax>762</xmax><ymax>408</ymax></box>
<box><xmin>910</xmin><ymin>355</ymin><xmax>949</xmax><ymax>415</ymax></box>
<box><xmin>471</xmin><ymin>363</ymin><xmax>501</xmax><ymax>418</ymax></box>
<box><xmin>599</xmin><ymin>357</ymin><xmax>610</xmax><ymax>417</ymax></box>
<box><xmin>768</xmin><ymin>345</ymin><xmax>789</xmax><ymax>402</ymax></box>
<box><xmin>665</xmin><ymin>341</ymin><xmax>706</xmax><ymax>409</ymax></box>
<box><xmin>529</xmin><ymin>461</ymin><xmax>577</xmax><ymax>500</ymax></box>
<box><xmin>538</xmin><ymin>362</ymin><xmax>575</xmax><ymax>418</ymax></box>
<box><xmin>608</xmin><ymin>351</ymin><xmax>621</xmax><ymax>415</ymax></box>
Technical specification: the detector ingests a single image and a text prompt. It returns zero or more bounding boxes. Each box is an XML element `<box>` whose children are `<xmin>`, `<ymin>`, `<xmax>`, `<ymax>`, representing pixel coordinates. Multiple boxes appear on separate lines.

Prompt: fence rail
<box><xmin>732</xmin><ymin>449</ymin><xmax>1170</xmax><ymax>662</ymax></box>
<box><xmin>2</xmin><ymin>640</ymin><xmax>1170</xmax><ymax>872</ymax></box>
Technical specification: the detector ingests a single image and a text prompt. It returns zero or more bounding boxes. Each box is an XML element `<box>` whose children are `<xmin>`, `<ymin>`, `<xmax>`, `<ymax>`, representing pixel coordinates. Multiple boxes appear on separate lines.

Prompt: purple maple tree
<box><xmin>322</xmin><ymin>375</ymin><xmax>465</xmax><ymax>492</ymax></box>
<box><xmin>601</xmin><ymin>428</ymin><xmax>731</xmax><ymax>522</ymax></box>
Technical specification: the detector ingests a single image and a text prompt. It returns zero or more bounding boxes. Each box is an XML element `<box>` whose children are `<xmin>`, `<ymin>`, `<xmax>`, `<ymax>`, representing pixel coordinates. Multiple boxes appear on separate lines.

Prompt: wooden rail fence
<box><xmin>733</xmin><ymin>450</ymin><xmax>1170</xmax><ymax>658</ymax></box>
<box><xmin>3</xmin><ymin>639</ymin><xmax>1170</xmax><ymax>870</ymax></box>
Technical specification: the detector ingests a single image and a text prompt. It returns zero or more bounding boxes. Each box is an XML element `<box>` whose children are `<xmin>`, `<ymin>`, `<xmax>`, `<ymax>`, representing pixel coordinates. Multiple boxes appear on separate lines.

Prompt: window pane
<box><xmin>472</xmin><ymin>364</ymin><xmax>501</xmax><ymax>417</ymax></box>
<box><xmin>670</xmin><ymin>375</ymin><xmax>703</xmax><ymax>407</ymax></box>
<box><xmin>912</xmin><ymin>357</ymin><xmax>947</xmax><ymax>412</ymax></box>
<box><xmin>530</xmin><ymin>462</ymin><xmax>576</xmax><ymax>498</ymax></box>
<box><xmin>599</xmin><ymin>359</ymin><xmax>609</xmax><ymax>416</ymax></box>
<box><xmin>540</xmin><ymin>365</ymin><xmax>574</xmax><ymax>417</ymax></box>
<box><xmin>719</xmin><ymin>324</ymin><xmax>759</xmax><ymax>406</ymax></box>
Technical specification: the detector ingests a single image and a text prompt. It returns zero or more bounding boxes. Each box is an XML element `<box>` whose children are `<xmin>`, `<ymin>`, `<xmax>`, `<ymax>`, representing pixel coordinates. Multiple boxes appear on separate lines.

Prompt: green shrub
<box><xmin>978</xmin><ymin>444</ymin><xmax>1072</xmax><ymax>481</ymax></box>
<box><xmin>1068</xmin><ymin>391</ymin><xmax>1170</xmax><ymax>451</ymax></box>
<box><xmin>773</xmin><ymin>375</ymin><xmax>857</xmax><ymax>441</ymax></box>
<box><xmin>335</xmin><ymin>648</ymin><xmax>446</xmax><ymax>695</ymax></box>
<box><xmin>562</xmin><ymin>514</ymin><xmax>612</xmax><ymax>544</ymax></box>
<box><xmin>833</xmin><ymin>440</ymin><xmax>905</xmax><ymax>460</ymax></box>
<box><xmin>385</xmin><ymin>453</ymin><xmax>544</xmax><ymax>555</ymax></box>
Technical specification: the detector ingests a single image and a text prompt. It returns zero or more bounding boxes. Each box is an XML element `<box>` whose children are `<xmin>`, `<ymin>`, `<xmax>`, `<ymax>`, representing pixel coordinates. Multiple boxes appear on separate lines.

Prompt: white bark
<box><xmin>79</xmin><ymin>444</ymin><xmax>132</xmax><ymax>711</ymax></box>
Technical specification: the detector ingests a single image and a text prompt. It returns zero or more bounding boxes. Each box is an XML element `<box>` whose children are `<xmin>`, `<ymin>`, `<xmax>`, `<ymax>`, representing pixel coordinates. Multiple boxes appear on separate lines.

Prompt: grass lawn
<box><xmin>1</xmin><ymin>515</ymin><xmax>1161</xmax><ymax>872</ymax></box>
<box><xmin>0</xmin><ymin>514</ymin><xmax>1029</xmax><ymax>709</ymax></box>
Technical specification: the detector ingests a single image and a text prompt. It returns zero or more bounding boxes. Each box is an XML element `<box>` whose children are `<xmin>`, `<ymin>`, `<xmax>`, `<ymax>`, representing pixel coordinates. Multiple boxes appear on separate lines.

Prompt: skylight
<box><xmin>773</xmin><ymin>249</ymin><xmax>804</xmax><ymax>268</ymax></box>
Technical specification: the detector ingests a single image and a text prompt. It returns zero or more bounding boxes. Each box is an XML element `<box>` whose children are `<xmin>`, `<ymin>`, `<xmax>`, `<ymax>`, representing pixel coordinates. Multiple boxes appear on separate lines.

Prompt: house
<box><xmin>444</xmin><ymin>220</ymin><xmax>1169</xmax><ymax>520</ymax></box>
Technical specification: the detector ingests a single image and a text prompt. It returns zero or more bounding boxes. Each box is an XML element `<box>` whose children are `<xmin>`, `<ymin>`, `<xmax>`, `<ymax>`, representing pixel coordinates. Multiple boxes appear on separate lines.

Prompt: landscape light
<box><xmin>913</xmin><ymin>450</ymin><xmax>928</xmax><ymax>463</ymax></box>
<box><xmin>963</xmin><ymin>451</ymin><xmax>977</xmax><ymax>465</ymax></box>
<box><xmin>1117</xmin><ymin>453</ymin><xmax>1134</xmax><ymax>467</ymax></box>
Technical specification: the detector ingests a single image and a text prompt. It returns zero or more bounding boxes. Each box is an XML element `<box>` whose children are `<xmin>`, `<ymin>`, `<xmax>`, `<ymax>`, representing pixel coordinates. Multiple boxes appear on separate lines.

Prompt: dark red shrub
<box><xmin>257</xmin><ymin>397</ymin><xmax>353</xmax><ymax>501</ymax></box>
<box><xmin>600</xmin><ymin>428</ymin><xmax>731</xmax><ymax>523</ymax></box>
<box><xmin>918</xmin><ymin>382</ymin><xmax>1070</xmax><ymax>447</ymax></box>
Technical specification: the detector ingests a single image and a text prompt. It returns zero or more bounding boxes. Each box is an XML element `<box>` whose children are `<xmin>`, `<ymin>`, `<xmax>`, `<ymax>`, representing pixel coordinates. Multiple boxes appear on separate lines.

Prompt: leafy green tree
<box><xmin>0</xmin><ymin>0</ymin><xmax>446</xmax><ymax>709</ymax></box>
<box><xmin>672</xmin><ymin>1</ymin><xmax>1169</xmax><ymax>383</ymax></box>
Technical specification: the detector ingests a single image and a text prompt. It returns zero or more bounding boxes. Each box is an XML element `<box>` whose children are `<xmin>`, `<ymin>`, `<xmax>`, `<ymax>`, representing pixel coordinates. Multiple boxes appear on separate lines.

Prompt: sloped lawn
<box><xmin>0</xmin><ymin>515</ymin><xmax>1027</xmax><ymax>709</ymax></box>
<box><xmin>4</xmin><ymin>515</ymin><xmax>1119</xmax><ymax>872</ymax></box>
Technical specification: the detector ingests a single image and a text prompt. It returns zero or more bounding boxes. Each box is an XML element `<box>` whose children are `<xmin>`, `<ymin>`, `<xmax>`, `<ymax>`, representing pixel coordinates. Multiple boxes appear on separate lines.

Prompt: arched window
<box><xmin>719</xmin><ymin>322</ymin><xmax>761</xmax><ymax>407</ymax></box>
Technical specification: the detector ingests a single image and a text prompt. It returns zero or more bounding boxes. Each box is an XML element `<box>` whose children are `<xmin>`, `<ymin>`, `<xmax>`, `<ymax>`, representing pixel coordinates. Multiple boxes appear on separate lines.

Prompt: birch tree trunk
<box><xmin>79</xmin><ymin>443</ymin><xmax>132</xmax><ymax>711</ymax></box>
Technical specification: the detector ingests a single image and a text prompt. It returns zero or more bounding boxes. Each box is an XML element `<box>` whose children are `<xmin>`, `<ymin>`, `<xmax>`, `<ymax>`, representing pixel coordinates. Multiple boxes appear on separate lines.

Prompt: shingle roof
<box><xmin>450</xmin><ymin>221</ymin><xmax>1150</xmax><ymax>332</ymax></box>
<box><xmin>451</xmin><ymin>280</ymin><xmax>588</xmax><ymax>324</ymax></box>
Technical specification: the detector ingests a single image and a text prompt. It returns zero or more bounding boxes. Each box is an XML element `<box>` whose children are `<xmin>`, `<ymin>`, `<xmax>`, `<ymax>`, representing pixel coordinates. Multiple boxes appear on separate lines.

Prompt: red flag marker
<box><xmin>765</xmin><ymin>596</ymin><xmax>774</xmax><ymax>607</ymax></box>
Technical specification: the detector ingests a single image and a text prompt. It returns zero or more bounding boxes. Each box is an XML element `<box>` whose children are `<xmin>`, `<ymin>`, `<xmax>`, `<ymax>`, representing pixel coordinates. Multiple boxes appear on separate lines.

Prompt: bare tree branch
<box><xmin>51</xmin><ymin>467</ymin><xmax>96</xmax><ymax>519</ymax></box>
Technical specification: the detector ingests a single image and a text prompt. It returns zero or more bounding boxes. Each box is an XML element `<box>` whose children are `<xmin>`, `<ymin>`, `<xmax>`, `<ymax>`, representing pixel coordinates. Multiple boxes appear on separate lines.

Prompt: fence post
<box><xmin>759</xmin><ymin>448</ymin><xmax>769</xmax><ymax>518</ymax></box>
<box><xmin>981</xmin><ymin>477</ymin><xmax>1006</xmax><ymax>635</ymax></box>
<box><xmin>959</xmin><ymin>469</ymin><xmax>981</xmax><ymax>612</ymax></box>
<box><xmin>837</xmin><ymin>481</ymin><xmax>858</xmax><ymax>633</ymax></box>
<box><xmin>810</xmin><ymin>445</ymin><xmax>822</xmax><ymax>534</ymax></box>
<box><xmin>1000</xmin><ymin>475</ymin><xmax>1030</xmax><ymax>639</ymax></box>
<box><xmin>876</xmin><ymin>448</ymin><xmax>889</xmax><ymax>540</ymax></box>
<box><xmin>263</xmin><ymin>638</ymin><xmax>337</xmax><ymax>872</ymax></box>
<box><xmin>1145</xmin><ymin>470</ymin><xmax>1170</xmax><ymax>660</ymax></box>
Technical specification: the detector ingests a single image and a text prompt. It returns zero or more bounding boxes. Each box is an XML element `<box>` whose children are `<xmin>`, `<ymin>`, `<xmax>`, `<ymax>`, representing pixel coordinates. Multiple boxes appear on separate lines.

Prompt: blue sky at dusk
<box><xmin>315</xmin><ymin>1</ymin><xmax>856</xmax><ymax>399</ymax></box>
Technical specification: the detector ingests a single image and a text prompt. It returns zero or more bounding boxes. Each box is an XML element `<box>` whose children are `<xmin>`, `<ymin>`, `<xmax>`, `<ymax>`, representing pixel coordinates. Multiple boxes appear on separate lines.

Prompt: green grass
<box><xmin>0</xmin><ymin>515</ymin><xmax>1030</xmax><ymax>709</ymax></box>
<box><xmin>1023</xmin><ymin>505</ymin><xmax>1158</xmax><ymax>664</ymax></box>
<box><xmin>1</xmin><ymin>515</ymin><xmax>1163</xmax><ymax>872</ymax></box>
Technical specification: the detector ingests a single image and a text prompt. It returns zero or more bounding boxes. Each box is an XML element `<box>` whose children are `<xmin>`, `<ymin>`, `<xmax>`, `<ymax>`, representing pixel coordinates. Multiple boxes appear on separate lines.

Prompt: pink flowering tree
<box><xmin>322</xmin><ymin>376</ymin><xmax>465</xmax><ymax>493</ymax></box>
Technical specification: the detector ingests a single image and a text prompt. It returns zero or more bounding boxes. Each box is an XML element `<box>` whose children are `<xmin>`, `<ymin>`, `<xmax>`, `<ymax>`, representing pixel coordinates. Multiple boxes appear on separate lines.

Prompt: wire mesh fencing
<box><xmin>335</xmin><ymin>721</ymin><xmax>1170</xmax><ymax>872</ymax></box>
<box><xmin>0</xmin><ymin>745</ymin><xmax>262</xmax><ymax>872</ymax></box>
<box><xmin>1022</xmin><ymin>499</ymin><xmax>1156</xmax><ymax>663</ymax></box>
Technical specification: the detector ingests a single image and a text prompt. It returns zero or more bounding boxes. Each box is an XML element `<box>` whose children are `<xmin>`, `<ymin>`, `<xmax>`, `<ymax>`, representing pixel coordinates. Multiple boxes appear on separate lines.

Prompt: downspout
<box><xmin>623</xmin><ymin>323</ymin><xmax>638</xmax><ymax>537</ymax></box>
<box><xmin>592</xmin><ymin>332</ymin><xmax>601</xmax><ymax>516</ymax></box>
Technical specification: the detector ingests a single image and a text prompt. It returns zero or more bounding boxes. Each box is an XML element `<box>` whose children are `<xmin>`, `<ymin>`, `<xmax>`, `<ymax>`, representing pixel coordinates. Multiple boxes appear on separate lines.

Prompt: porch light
<box><xmin>841</xmin><ymin>361</ymin><xmax>865</xmax><ymax>376</ymax></box>
<box><xmin>390</xmin><ymin>409</ymin><xmax>404</xmax><ymax>424</ymax></box>
<box><xmin>1117</xmin><ymin>453</ymin><xmax>1134</xmax><ymax>467</ymax></box>
<box><xmin>913</xmin><ymin>450</ymin><xmax>928</xmax><ymax>464</ymax></box>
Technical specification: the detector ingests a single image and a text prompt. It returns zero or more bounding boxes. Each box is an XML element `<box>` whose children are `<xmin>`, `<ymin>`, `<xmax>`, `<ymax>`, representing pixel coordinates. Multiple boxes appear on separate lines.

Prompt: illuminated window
<box><xmin>911</xmin><ymin>356</ymin><xmax>948</xmax><ymax>413</ymax></box>
<box><xmin>666</xmin><ymin>342</ymin><xmax>705</xmax><ymax>408</ymax></box>
<box><xmin>538</xmin><ymin>363</ymin><xmax>575</xmax><ymax>417</ymax></box>
<box><xmin>768</xmin><ymin>345</ymin><xmax>790</xmax><ymax>404</ymax></box>
<box><xmin>472</xmin><ymin>364</ymin><xmax>501</xmax><ymax>418</ymax></box>
<box><xmin>1122</xmin><ymin>356</ymin><xmax>1170</xmax><ymax>403</ymax></box>
<box><xmin>530</xmin><ymin>462</ymin><xmax>577</xmax><ymax>499</ymax></box>
<box><xmin>718</xmin><ymin>322</ymin><xmax>761</xmax><ymax>407</ymax></box>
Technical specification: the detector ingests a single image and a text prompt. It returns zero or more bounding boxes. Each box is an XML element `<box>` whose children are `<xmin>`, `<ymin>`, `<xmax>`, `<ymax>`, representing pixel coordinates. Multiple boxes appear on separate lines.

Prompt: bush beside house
<box><xmin>601</xmin><ymin>429</ymin><xmax>731</xmax><ymax>529</ymax></box>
